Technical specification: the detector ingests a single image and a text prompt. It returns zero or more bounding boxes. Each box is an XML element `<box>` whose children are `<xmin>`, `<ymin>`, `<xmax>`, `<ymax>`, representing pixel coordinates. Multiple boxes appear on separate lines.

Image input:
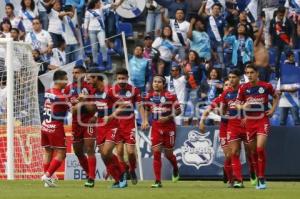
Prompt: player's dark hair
<box><xmin>153</xmin><ymin>74</ymin><xmax>166</xmax><ymax>85</ymax></box>
<box><xmin>88</xmin><ymin>0</ymin><xmax>100</xmax><ymax>9</ymax></box>
<box><xmin>245</xmin><ymin>63</ymin><xmax>258</xmax><ymax>72</ymax></box>
<box><xmin>176</xmin><ymin>8</ymin><xmax>185</xmax><ymax>14</ymax></box>
<box><xmin>277</xmin><ymin>6</ymin><xmax>286</xmax><ymax>14</ymax></box>
<box><xmin>87</xmin><ymin>68</ymin><xmax>104</xmax><ymax>81</ymax></box>
<box><xmin>116</xmin><ymin>67</ymin><xmax>128</xmax><ymax>76</ymax></box>
<box><xmin>53</xmin><ymin>70</ymin><xmax>67</xmax><ymax>81</ymax></box>
<box><xmin>21</xmin><ymin>0</ymin><xmax>35</xmax><ymax>11</ymax></box>
<box><xmin>11</xmin><ymin>28</ymin><xmax>20</xmax><ymax>33</ymax></box>
<box><xmin>74</xmin><ymin>65</ymin><xmax>86</xmax><ymax>73</ymax></box>
<box><xmin>224</xmin><ymin>77</ymin><xmax>229</xmax><ymax>82</ymax></box>
<box><xmin>212</xmin><ymin>3</ymin><xmax>222</xmax><ymax>9</ymax></box>
<box><xmin>5</xmin><ymin>3</ymin><xmax>14</xmax><ymax>10</ymax></box>
<box><xmin>228</xmin><ymin>69</ymin><xmax>241</xmax><ymax>77</ymax></box>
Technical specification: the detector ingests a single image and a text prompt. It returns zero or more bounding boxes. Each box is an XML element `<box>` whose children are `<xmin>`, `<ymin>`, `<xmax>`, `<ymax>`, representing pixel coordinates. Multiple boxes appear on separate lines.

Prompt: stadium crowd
<box><xmin>0</xmin><ymin>0</ymin><xmax>299</xmax><ymax>127</ymax></box>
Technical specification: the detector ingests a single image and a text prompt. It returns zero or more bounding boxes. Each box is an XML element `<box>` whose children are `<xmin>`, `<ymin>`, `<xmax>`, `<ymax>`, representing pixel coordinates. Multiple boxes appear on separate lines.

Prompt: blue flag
<box><xmin>280</xmin><ymin>63</ymin><xmax>300</xmax><ymax>86</ymax></box>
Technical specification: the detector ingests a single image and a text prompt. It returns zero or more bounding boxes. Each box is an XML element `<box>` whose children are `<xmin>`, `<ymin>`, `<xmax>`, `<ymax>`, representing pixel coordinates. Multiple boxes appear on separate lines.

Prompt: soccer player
<box><xmin>237</xmin><ymin>64</ymin><xmax>280</xmax><ymax>189</ymax></box>
<box><xmin>142</xmin><ymin>75</ymin><xmax>182</xmax><ymax>188</ymax></box>
<box><xmin>64</xmin><ymin>65</ymin><xmax>97</xmax><ymax>187</ymax></box>
<box><xmin>199</xmin><ymin>78</ymin><xmax>233</xmax><ymax>186</ymax></box>
<box><xmin>85</xmin><ymin>69</ymin><xmax>128</xmax><ymax>188</ymax></box>
<box><xmin>110</xmin><ymin>68</ymin><xmax>148</xmax><ymax>185</ymax></box>
<box><xmin>41</xmin><ymin>70</ymin><xmax>69</xmax><ymax>187</ymax></box>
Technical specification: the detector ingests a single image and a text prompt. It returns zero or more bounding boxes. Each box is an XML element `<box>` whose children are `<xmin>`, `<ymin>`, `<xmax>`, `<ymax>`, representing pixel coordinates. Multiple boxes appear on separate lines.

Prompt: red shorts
<box><xmin>72</xmin><ymin>121</ymin><xmax>96</xmax><ymax>143</ymax></box>
<box><xmin>227</xmin><ymin>119</ymin><xmax>247</xmax><ymax>143</ymax></box>
<box><xmin>245</xmin><ymin>117</ymin><xmax>270</xmax><ymax>142</ymax></box>
<box><xmin>96</xmin><ymin>119</ymin><xmax>120</xmax><ymax>145</ymax></box>
<box><xmin>41</xmin><ymin>122</ymin><xmax>66</xmax><ymax>148</ymax></box>
<box><xmin>151</xmin><ymin>122</ymin><xmax>176</xmax><ymax>149</ymax></box>
<box><xmin>219</xmin><ymin>121</ymin><xmax>228</xmax><ymax>148</ymax></box>
<box><xmin>118</xmin><ymin>118</ymin><xmax>136</xmax><ymax>145</ymax></box>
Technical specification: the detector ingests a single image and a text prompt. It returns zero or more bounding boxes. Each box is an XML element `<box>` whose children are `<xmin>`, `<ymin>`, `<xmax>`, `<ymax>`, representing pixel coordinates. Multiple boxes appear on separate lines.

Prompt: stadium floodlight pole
<box><xmin>121</xmin><ymin>31</ymin><xmax>144</xmax><ymax>180</ymax></box>
<box><xmin>4</xmin><ymin>38</ymin><xmax>14</xmax><ymax>180</ymax></box>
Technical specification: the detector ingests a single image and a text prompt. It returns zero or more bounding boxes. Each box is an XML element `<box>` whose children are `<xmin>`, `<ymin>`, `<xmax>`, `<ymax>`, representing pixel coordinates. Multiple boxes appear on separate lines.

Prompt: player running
<box><xmin>142</xmin><ymin>75</ymin><xmax>182</xmax><ymax>188</ymax></box>
<box><xmin>41</xmin><ymin>70</ymin><xmax>69</xmax><ymax>187</ymax></box>
<box><xmin>110</xmin><ymin>68</ymin><xmax>148</xmax><ymax>185</ymax></box>
<box><xmin>199</xmin><ymin>78</ymin><xmax>233</xmax><ymax>186</ymax></box>
<box><xmin>64</xmin><ymin>65</ymin><xmax>97</xmax><ymax>187</ymax></box>
<box><xmin>237</xmin><ymin>64</ymin><xmax>279</xmax><ymax>190</ymax></box>
<box><xmin>85</xmin><ymin>69</ymin><xmax>128</xmax><ymax>188</ymax></box>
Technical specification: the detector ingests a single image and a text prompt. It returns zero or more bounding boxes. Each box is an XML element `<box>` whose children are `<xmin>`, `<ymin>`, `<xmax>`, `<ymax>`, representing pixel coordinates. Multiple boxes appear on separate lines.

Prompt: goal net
<box><xmin>0</xmin><ymin>39</ymin><xmax>43</xmax><ymax>179</ymax></box>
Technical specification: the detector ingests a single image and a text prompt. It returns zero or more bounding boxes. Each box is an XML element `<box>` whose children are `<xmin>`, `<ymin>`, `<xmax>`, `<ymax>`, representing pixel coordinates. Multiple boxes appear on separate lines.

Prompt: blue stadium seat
<box><xmin>118</xmin><ymin>22</ymin><xmax>134</xmax><ymax>37</ymax></box>
<box><xmin>97</xmin><ymin>52</ymin><xmax>112</xmax><ymax>71</ymax></box>
<box><xmin>268</xmin><ymin>48</ymin><xmax>277</xmax><ymax>67</ymax></box>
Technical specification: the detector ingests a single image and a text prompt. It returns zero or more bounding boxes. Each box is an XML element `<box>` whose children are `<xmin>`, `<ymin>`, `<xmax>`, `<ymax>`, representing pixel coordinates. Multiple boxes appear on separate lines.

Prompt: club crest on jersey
<box><xmin>181</xmin><ymin>130</ymin><xmax>214</xmax><ymax>169</ymax></box>
<box><xmin>258</xmin><ymin>87</ymin><xmax>265</xmax><ymax>94</ymax></box>
<box><xmin>81</xmin><ymin>88</ymin><xmax>89</xmax><ymax>95</ymax></box>
<box><xmin>96</xmin><ymin>92</ymin><xmax>106</xmax><ymax>99</ymax></box>
<box><xmin>160</xmin><ymin>96</ymin><xmax>166</xmax><ymax>103</ymax></box>
<box><xmin>126</xmin><ymin>91</ymin><xmax>132</xmax><ymax>97</ymax></box>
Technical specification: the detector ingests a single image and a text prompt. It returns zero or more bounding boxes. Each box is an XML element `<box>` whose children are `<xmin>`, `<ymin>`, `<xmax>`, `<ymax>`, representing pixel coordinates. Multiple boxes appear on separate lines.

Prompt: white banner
<box><xmin>38</xmin><ymin>61</ymin><xmax>76</xmax><ymax>90</ymax></box>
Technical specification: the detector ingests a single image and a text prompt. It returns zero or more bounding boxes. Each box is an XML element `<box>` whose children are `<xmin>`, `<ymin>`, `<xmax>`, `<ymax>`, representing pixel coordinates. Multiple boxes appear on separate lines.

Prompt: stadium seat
<box><xmin>118</xmin><ymin>22</ymin><xmax>134</xmax><ymax>37</ymax></box>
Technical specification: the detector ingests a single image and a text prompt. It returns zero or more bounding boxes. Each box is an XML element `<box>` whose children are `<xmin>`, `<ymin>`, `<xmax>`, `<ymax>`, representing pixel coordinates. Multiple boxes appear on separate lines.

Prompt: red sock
<box><xmin>88</xmin><ymin>156</ymin><xmax>96</xmax><ymax>180</ymax></box>
<box><xmin>43</xmin><ymin>163</ymin><xmax>50</xmax><ymax>173</ymax></box>
<box><xmin>251</xmin><ymin>152</ymin><xmax>258</xmax><ymax>175</ymax></box>
<box><xmin>165</xmin><ymin>153</ymin><xmax>178</xmax><ymax>173</ymax></box>
<box><xmin>257</xmin><ymin>147</ymin><xmax>266</xmax><ymax>178</ymax></box>
<box><xmin>46</xmin><ymin>159</ymin><xmax>63</xmax><ymax>177</ymax></box>
<box><xmin>224</xmin><ymin>158</ymin><xmax>233</xmax><ymax>182</ymax></box>
<box><xmin>78</xmin><ymin>156</ymin><xmax>89</xmax><ymax>175</ymax></box>
<box><xmin>104</xmin><ymin>156</ymin><xmax>121</xmax><ymax>182</ymax></box>
<box><xmin>119</xmin><ymin>161</ymin><xmax>129</xmax><ymax>172</ymax></box>
<box><xmin>112</xmin><ymin>155</ymin><xmax>125</xmax><ymax>174</ymax></box>
<box><xmin>231</xmin><ymin>154</ymin><xmax>243</xmax><ymax>182</ymax></box>
<box><xmin>128</xmin><ymin>154</ymin><xmax>136</xmax><ymax>172</ymax></box>
<box><xmin>247</xmin><ymin>153</ymin><xmax>256</xmax><ymax>175</ymax></box>
<box><xmin>153</xmin><ymin>151</ymin><xmax>162</xmax><ymax>182</ymax></box>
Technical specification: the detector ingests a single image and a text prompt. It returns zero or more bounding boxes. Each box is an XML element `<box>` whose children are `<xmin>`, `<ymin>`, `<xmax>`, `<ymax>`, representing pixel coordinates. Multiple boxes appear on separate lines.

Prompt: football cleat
<box><xmin>233</xmin><ymin>180</ymin><xmax>244</xmax><ymax>188</ymax></box>
<box><xmin>84</xmin><ymin>179</ymin><xmax>95</xmax><ymax>188</ymax></box>
<box><xmin>41</xmin><ymin>174</ymin><xmax>56</xmax><ymax>188</ymax></box>
<box><xmin>151</xmin><ymin>181</ymin><xmax>162</xmax><ymax>188</ymax></box>
<box><xmin>256</xmin><ymin>178</ymin><xmax>267</xmax><ymax>190</ymax></box>
<box><xmin>172</xmin><ymin>170</ymin><xmax>180</xmax><ymax>183</ymax></box>
<box><xmin>130</xmin><ymin>170</ymin><xmax>138</xmax><ymax>185</ymax></box>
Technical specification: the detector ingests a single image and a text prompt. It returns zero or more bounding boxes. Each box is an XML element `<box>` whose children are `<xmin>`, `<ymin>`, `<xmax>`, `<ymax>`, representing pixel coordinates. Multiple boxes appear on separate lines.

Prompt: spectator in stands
<box><xmin>65</xmin><ymin>0</ymin><xmax>85</xmax><ymax>26</ymax></box>
<box><xmin>237</xmin><ymin>11</ymin><xmax>254</xmax><ymax>39</ymax></box>
<box><xmin>25</xmin><ymin>18</ymin><xmax>53</xmax><ymax>62</ymax></box>
<box><xmin>145</xmin><ymin>0</ymin><xmax>162</xmax><ymax>36</ymax></box>
<box><xmin>11</xmin><ymin>28</ymin><xmax>20</xmax><ymax>41</ymax></box>
<box><xmin>37</xmin><ymin>0</ymin><xmax>50</xmax><ymax>30</ymax></box>
<box><xmin>45</xmin><ymin>0</ymin><xmax>68</xmax><ymax>48</ymax></box>
<box><xmin>0</xmin><ymin>19</ymin><xmax>12</xmax><ymax>38</ymax></box>
<box><xmin>33</xmin><ymin>49</ymin><xmax>50</xmax><ymax>122</ymax></box>
<box><xmin>83</xmin><ymin>0</ymin><xmax>123</xmax><ymax>68</ymax></box>
<box><xmin>269</xmin><ymin>6</ymin><xmax>294</xmax><ymax>79</ymax></box>
<box><xmin>187</xmin><ymin>17</ymin><xmax>211</xmax><ymax>62</ymax></box>
<box><xmin>161</xmin><ymin>8</ymin><xmax>190</xmax><ymax>61</ymax></box>
<box><xmin>183</xmin><ymin>50</ymin><xmax>204</xmax><ymax>126</ymax></box>
<box><xmin>128</xmin><ymin>45</ymin><xmax>150</xmax><ymax>93</ymax></box>
<box><xmin>143</xmin><ymin>35</ymin><xmax>159</xmax><ymax>76</ymax></box>
<box><xmin>156</xmin><ymin>0</ymin><xmax>188</xmax><ymax>19</ymax></box>
<box><xmin>284</xmin><ymin>0</ymin><xmax>300</xmax><ymax>48</ymax></box>
<box><xmin>152</xmin><ymin>25</ymin><xmax>177</xmax><ymax>76</ymax></box>
<box><xmin>223</xmin><ymin>24</ymin><xmax>254</xmax><ymax>73</ymax></box>
<box><xmin>61</xmin><ymin>4</ymin><xmax>80</xmax><ymax>63</ymax></box>
<box><xmin>254</xmin><ymin>17</ymin><xmax>270</xmax><ymax>82</ymax></box>
<box><xmin>4</xmin><ymin>3</ymin><xmax>25</xmax><ymax>38</ymax></box>
<box><xmin>0</xmin><ymin>76</ymin><xmax>7</xmax><ymax>124</ymax></box>
<box><xmin>19</xmin><ymin>0</ymin><xmax>39</xmax><ymax>33</ymax></box>
<box><xmin>50</xmin><ymin>38</ymin><xmax>67</xmax><ymax>67</ymax></box>
<box><xmin>199</xmin><ymin>2</ymin><xmax>225</xmax><ymax>70</ymax></box>
<box><xmin>276</xmin><ymin>51</ymin><xmax>300</xmax><ymax>126</ymax></box>
<box><xmin>165</xmin><ymin>63</ymin><xmax>186</xmax><ymax>125</ymax></box>
<box><xmin>259</xmin><ymin>0</ymin><xmax>284</xmax><ymax>48</ymax></box>
<box><xmin>200</xmin><ymin>67</ymin><xmax>223</xmax><ymax>107</ymax></box>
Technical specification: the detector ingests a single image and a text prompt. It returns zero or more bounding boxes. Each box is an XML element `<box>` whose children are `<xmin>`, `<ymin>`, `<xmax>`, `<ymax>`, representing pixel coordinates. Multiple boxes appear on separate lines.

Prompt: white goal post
<box><xmin>0</xmin><ymin>38</ymin><xmax>42</xmax><ymax>180</ymax></box>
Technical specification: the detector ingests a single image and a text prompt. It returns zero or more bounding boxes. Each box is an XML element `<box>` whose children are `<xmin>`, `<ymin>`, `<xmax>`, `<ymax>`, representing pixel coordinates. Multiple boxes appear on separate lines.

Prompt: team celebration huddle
<box><xmin>41</xmin><ymin>63</ymin><xmax>278</xmax><ymax>190</ymax></box>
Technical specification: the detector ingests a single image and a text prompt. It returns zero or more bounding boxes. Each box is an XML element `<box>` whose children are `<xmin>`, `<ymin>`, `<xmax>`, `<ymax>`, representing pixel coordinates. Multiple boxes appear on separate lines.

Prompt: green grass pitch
<box><xmin>1</xmin><ymin>180</ymin><xmax>300</xmax><ymax>199</ymax></box>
